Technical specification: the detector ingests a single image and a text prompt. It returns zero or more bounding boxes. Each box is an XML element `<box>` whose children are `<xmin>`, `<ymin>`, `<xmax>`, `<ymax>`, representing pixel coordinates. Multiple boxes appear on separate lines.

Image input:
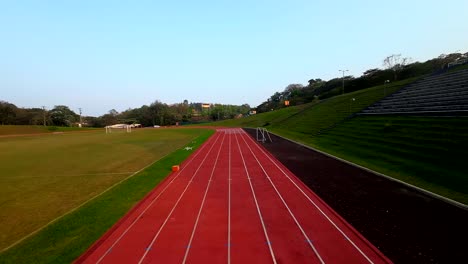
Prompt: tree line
<box><xmin>0</xmin><ymin>100</ymin><xmax>251</xmax><ymax>127</ymax></box>
<box><xmin>256</xmin><ymin>52</ymin><xmax>467</xmax><ymax>113</ymax></box>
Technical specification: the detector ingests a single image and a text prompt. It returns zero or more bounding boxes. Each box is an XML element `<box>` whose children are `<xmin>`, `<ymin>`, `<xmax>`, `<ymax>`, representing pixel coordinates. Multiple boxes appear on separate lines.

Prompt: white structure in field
<box><xmin>105</xmin><ymin>124</ymin><xmax>132</xmax><ymax>133</ymax></box>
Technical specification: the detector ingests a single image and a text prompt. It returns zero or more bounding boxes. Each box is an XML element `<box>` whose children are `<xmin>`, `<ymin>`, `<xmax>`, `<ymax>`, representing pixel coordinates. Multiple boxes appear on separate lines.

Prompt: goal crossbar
<box><xmin>256</xmin><ymin>127</ymin><xmax>272</xmax><ymax>143</ymax></box>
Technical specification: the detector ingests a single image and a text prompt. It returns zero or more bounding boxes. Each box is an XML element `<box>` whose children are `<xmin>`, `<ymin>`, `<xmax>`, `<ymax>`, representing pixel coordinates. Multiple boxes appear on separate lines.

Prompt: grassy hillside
<box><xmin>313</xmin><ymin>116</ymin><xmax>468</xmax><ymax>204</ymax></box>
<box><xmin>215</xmin><ymin>78</ymin><xmax>416</xmax><ymax>133</ymax></box>
<box><xmin>209</xmin><ymin>77</ymin><xmax>468</xmax><ymax>204</ymax></box>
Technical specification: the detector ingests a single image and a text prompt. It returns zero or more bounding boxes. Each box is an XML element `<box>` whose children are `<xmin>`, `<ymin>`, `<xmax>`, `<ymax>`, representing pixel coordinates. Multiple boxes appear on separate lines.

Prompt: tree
<box><xmin>49</xmin><ymin>105</ymin><xmax>78</xmax><ymax>126</ymax></box>
<box><xmin>383</xmin><ymin>54</ymin><xmax>412</xmax><ymax>80</ymax></box>
<box><xmin>363</xmin><ymin>68</ymin><xmax>381</xmax><ymax>77</ymax></box>
<box><xmin>0</xmin><ymin>101</ymin><xmax>18</xmax><ymax>125</ymax></box>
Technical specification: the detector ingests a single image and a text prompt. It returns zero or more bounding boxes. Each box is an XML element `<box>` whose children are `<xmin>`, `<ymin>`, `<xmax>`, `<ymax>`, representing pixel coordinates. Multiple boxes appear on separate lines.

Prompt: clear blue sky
<box><xmin>1</xmin><ymin>0</ymin><xmax>467</xmax><ymax>116</ymax></box>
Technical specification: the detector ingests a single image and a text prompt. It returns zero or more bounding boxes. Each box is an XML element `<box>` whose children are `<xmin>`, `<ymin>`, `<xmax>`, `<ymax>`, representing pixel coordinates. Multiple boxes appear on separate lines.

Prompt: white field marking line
<box><xmin>59</xmin><ymin>172</ymin><xmax>135</xmax><ymax>176</ymax></box>
<box><xmin>5</xmin><ymin>172</ymin><xmax>136</xmax><ymax>179</ymax></box>
<box><xmin>239</xmin><ymin>132</ymin><xmax>325</xmax><ymax>264</ymax></box>
<box><xmin>245</xmin><ymin>133</ymin><xmax>375</xmax><ymax>264</ymax></box>
<box><xmin>234</xmin><ymin>132</ymin><xmax>277</xmax><ymax>264</ymax></box>
<box><xmin>95</xmin><ymin>133</ymin><xmax>220</xmax><ymax>263</ymax></box>
<box><xmin>0</xmin><ymin>152</ymin><xmax>173</xmax><ymax>253</ymax></box>
<box><xmin>227</xmin><ymin>130</ymin><xmax>232</xmax><ymax>264</ymax></box>
<box><xmin>182</xmin><ymin>132</ymin><xmax>227</xmax><ymax>263</ymax></box>
<box><xmin>137</xmin><ymin>132</ymin><xmax>223</xmax><ymax>264</ymax></box>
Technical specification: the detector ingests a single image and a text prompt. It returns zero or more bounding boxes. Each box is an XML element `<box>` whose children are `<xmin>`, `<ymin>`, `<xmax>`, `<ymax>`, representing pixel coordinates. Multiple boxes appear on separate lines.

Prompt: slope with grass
<box><xmin>214</xmin><ymin>78</ymin><xmax>416</xmax><ymax>134</ymax></box>
<box><xmin>0</xmin><ymin>128</ymin><xmax>211</xmax><ymax>253</ymax></box>
<box><xmin>209</xmin><ymin>77</ymin><xmax>468</xmax><ymax>204</ymax></box>
<box><xmin>312</xmin><ymin>116</ymin><xmax>468</xmax><ymax>204</ymax></box>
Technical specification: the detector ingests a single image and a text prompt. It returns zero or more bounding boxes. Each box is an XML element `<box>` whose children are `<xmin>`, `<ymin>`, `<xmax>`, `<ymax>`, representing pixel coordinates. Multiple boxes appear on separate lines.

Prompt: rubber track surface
<box><xmin>76</xmin><ymin>129</ymin><xmax>391</xmax><ymax>264</ymax></box>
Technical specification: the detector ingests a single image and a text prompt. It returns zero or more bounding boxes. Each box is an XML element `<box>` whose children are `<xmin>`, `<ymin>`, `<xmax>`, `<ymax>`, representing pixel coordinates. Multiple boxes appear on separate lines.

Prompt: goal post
<box><xmin>256</xmin><ymin>127</ymin><xmax>272</xmax><ymax>143</ymax></box>
<box><xmin>105</xmin><ymin>124</ymin><xmax>132</xmax><ymax>134</ymax></box>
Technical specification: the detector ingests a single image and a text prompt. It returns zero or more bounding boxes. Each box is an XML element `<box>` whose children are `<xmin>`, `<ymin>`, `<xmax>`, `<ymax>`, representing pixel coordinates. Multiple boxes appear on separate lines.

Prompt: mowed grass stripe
<box><xmin>0</xmin><ymin>129</ymin><xmax>213</xmax><ymax>259</ymax></box>
<box><xmin>0</xmin><ymin>125</ymin><xmax>99</xmax><ymax>136</ymax></box>
<box><xmin>314</xmin><ymin>116</ymin><xmax>468</xmax><ymax>204</ymax></box>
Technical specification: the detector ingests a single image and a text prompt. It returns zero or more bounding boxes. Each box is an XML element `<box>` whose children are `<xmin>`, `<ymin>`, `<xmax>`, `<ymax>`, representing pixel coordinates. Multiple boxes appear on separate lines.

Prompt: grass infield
<box><xmin>0</xmin><ymin>125</ymin><xmax>99</xmax><ymax>136</ymax></box>
<box><xmin>0</xmin><ymin>128</ymin><xmax>214</xmax><ymax>263</ymax></box>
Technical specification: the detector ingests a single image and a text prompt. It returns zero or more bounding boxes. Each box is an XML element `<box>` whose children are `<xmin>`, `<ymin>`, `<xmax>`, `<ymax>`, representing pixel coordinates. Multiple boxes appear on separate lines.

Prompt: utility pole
<box><xmin>42</xmin><ymin>106</ymin><xmax>47</xmax><ymax>126</ymax></box>
<box><xmin>384</xmin><ymin>80</ymin><xmax>390</xmax><ymax>96</ymax></box>
<box><xmin>350</xmin><ymin>98</ymin><xmax>355</xmax><ymax>114</ymax></box>
<box><xmin>78</xmin><ymin>108</ymin><xmax>82</xmax><ymax>127</ymax></box>
<box><xmin>339</xmin><ymin>69</ymin><xmax>349</xmax><ymax>95</ymax></box>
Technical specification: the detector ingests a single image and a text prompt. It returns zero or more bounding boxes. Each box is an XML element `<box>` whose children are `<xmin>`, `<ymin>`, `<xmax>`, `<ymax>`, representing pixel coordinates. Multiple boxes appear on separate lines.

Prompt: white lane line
<box><xmin>95</xmin><ymin>133</ymin><xmax>221</xmax><ymax>263</ymax></box>
<box><xmin>228</xmin><ymin>130</ymin><xmax>232</xmax><ymax>264</ymax></box>
<box><xmin>239</xmin><ymin>132</ymin><xmax>325</xmax><ymax>264</ymax></box>
<box><xmin>227</xmin><ymin>129</ymin><xmax>234</xmax><ymax>264</ymax></box>
<box><xmin>234</xmin><ymin>132</ymin><xmax>277</xmax><ymax>264</ymax></box>
<box><xmin>181</xmin><ymin>131</ymin><xmax>227</xmax><ymax>263</ymax></box>
<box><xmin>244</xmin><ymin>131</ymin><xmax>375</xmax><ymax>264</ymax></box>
<box><xmin>137</xmin><ymin>132</ymin><xmax>223</xmax><ymax>264</ymax></box>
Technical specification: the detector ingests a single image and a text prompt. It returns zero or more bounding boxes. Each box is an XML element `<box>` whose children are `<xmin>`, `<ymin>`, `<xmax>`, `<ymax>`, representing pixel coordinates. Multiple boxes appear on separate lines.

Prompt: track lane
<box><xmin>235</xmin><ymin>132</ymin><xmax>320</xmax><ymax>263</ymax></box>
<box><xmin>77</xmin><ymin>129</ymin><xmax>392</xmax><ymax>264</ymax></box>
<box><xmin>180</xmin><ymin>130</ymin><xmax>230</xmax><ymax>263</ymax></box>
<box><xmin>184</xmin><ymin>129</ymin><xmax>274</xmax><ymax>263</ymax></box>
<box><xmin>138</xmin><ymin>132</ymin><xmax>227</xmax><ymax>263</ymax></box>
<box><xmin>79</xmin><ymin>132</ymin><xmax>223</xmax><ymax>263</ymax></box>
<box><xmin>240</xmin><ymin>130</ymin><xmax>391</xmax><ymax>264</ymax></box>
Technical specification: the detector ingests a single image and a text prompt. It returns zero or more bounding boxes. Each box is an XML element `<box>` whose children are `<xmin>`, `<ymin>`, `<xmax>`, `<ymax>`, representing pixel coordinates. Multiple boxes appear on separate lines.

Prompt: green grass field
<box><xmin>0</xmin><ymin>125</ymin><xmax>99</xmax><ymax>136</ymax></box>
<box><xmin>208</xmin><ymin>78</ymin><xmax>468</xmax><ymax>205</ymax></box>
<box><xmin>0</xmin><ymin>127</ymin><xmax>212</xmax><ymax>259</ymax></box>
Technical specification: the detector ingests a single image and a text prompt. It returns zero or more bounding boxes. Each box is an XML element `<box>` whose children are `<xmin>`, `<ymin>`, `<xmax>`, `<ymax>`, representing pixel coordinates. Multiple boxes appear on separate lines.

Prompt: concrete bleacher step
<box><xmin>406</xmin><ymin>80</ymin><xmax>468</xmax><ymax>91</ymax></box>
<box><xmin>399</xmin><ymin>77</ymin><xmax>468</xmax><ymax>89</ymax></box>
<box><xmin>370</xmin><ymin>99</ymin><xmax>468</xmax><ymax>109</ymax></box>
<box><xmin>360</xmin><ymin>109</ymin><xmax>468</xmax><ymax>115</ymax></box>
<box><xmin>360</xmin><ymin>69</ymin><xmax>468</xmax><ymax>115</ymax></box>
<box><xmin>363</xmin><ymin>104</ymin><xmax>468</xmax><ymax>113</ymax></box>
<box><xmin>379</xmin><ymin>92</ymin><xmax>468</xmax><ymax>102</ymax></box>
<box><xmin>384</xmin><ymin>88</ymin><xmax>468</xmax><ymax>101</ymax></box>
<box><xmin>422</xmin><ymin>69</ymin><xmax>468</xmax><ymax>82</ymax></box>
<box><xmin>422</xmin><ymin>74</ymin><xmax>468</xmax><ymax>84</ymax></box>
<box><xmin>368</xmin><ymin>104</ymin><xmax>468</xmax><ymax>112</ymax></box>
<box><xmin>405</xmin><ymin>74</ymin><xmax>468</xmax><ymax>90</ymax></box>
<box><xmin>389</xmin><ymin>83</ymin><xmax>467</xmax><ymax>94</ymax></box>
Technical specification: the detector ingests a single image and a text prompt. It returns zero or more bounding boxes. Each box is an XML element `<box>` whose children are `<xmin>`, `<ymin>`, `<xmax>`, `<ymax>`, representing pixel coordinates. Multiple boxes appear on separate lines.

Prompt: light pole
<box><xmin>78</xmin><ymin>108</ymin><xmax>82</xmax><ymax>127</ymax></box>
<box><xmin>384</xmin><ymin>80</ymin><xmax>390</xmax><ymax>96</ymax></box>
<box><xmin>42</xmin><ymin>106</ymin><xmax>47</xmax><ymax>126</ymax></box>
<box><xmin>339</xmin><ymin>69</ymin><xmax>349</xmax><ymax>95</ymax></box>
<box><xmin>350</xmin><ymin>98</ymin><xmax>355</xmax><ymax>114</ymax></box>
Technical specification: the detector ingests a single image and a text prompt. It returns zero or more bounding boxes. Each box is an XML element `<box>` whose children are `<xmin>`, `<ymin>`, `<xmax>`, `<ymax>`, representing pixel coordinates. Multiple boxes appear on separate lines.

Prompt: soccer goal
<box><xmin>105</xmin><ymin>124</ymin><xmax>132</xmax><ymax>134</ymax></box>
<box><xmin>256</xmin><ymin>127</ymin><xmax>272</xmax><ymax>143</ymax></box>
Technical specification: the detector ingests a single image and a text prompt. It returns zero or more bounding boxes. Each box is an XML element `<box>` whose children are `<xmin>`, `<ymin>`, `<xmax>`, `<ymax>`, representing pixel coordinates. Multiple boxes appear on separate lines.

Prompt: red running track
<box><xmin>76</xmin><ymin>129</ymin><xmax>392</xmax><ymax>264</ymax></box>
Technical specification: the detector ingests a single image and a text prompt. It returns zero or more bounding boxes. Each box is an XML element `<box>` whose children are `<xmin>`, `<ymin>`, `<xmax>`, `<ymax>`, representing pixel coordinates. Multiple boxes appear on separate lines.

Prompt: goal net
<box><xmin>105</xmin><ymin>124</ymin><xmax>132</xmax><ymax>134</ymax></box>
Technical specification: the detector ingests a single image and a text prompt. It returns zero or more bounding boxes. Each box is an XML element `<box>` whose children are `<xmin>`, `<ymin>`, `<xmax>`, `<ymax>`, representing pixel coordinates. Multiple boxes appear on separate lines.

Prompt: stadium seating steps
<box><xmin>360</xmin><ymin>68</ymin><xmax>468</xmax><ymax>115</ymax></box>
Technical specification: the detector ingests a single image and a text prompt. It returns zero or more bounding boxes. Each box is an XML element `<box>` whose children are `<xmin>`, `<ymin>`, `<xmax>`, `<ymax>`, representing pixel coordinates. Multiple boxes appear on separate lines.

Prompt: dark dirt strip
<box><xmin>244</xmin><ymin>128</ymin><xmax>468</xmax><ymax>264</ymax></box>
